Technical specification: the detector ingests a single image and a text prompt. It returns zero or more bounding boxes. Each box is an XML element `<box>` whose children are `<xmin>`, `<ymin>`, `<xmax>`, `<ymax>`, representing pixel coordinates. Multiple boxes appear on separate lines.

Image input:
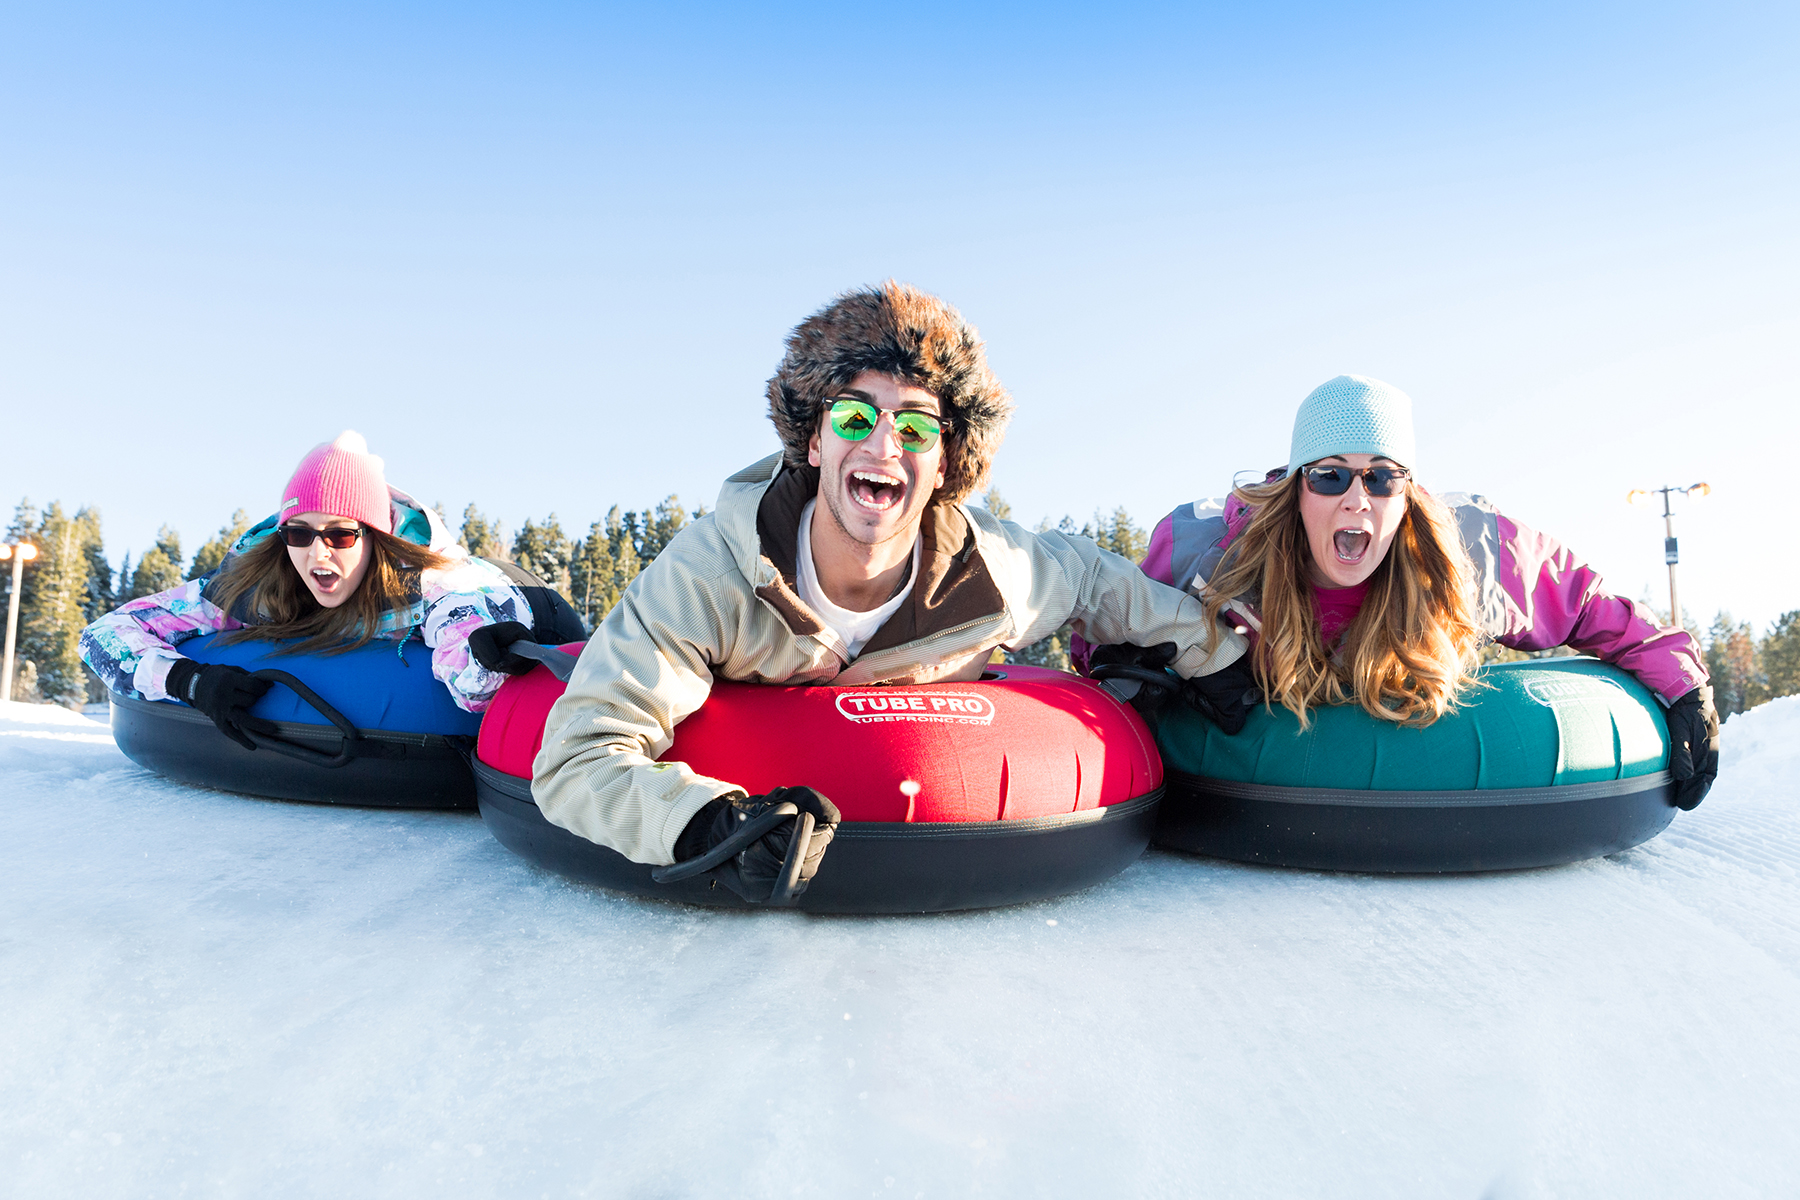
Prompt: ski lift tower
<box><xmin>1627</xmin><ymin>483</ymin><xmax>1711</xmax><ymax>631</ymax></box>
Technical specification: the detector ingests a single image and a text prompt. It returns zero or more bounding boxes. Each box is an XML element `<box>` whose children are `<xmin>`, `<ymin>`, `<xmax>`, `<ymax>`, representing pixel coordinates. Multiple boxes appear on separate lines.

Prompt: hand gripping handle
<box><xmin>1087</xmin><ymin>662</ymin><xmax>1180</xmax><ymax>704</ymax></box>
<box><xmin>648</xmin><ymin>802</ymin><xmax>802</xmax><ymax>906</ymax></box>
<box><xmin>500</xmin><ymin>639</ymin><xmax>584</xmax><ymax>683</ymax></box>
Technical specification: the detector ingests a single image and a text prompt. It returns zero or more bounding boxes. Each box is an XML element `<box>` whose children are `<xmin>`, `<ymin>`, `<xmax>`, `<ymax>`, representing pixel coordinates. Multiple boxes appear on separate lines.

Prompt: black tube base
<box><xmin>474</xmin><ymin>760</ymin><xmax>1160</xmax><ymax>914</ymax></box>
<box><xmin>1156</xmin><ymin>771</ymin><xmax>1678</xmax><ymax>873</ymax></box>
<box><xmin>110</xmin><ymin>693</ymin><xmax>476</xmax><ymax>809</ymax></box>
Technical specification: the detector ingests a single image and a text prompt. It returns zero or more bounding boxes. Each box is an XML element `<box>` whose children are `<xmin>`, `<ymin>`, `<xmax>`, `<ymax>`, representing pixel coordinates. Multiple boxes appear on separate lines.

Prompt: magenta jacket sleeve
<box><xmin>1491</xmin><ymin>510</ymin><xmax>1707</xmax><ymax>705</ymax></box>
<box><xmin>1139</xmin><ymin>511</ymin><xmax>1179</xmax><ymax>588</ymax></box>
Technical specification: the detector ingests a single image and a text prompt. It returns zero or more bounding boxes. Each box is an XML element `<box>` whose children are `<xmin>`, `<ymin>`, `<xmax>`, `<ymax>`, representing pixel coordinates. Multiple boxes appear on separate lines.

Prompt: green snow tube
<box><xmin>1150</xmin><ymin>657</ymin><xmax>1676</xmax><ymax>872</ymax></box>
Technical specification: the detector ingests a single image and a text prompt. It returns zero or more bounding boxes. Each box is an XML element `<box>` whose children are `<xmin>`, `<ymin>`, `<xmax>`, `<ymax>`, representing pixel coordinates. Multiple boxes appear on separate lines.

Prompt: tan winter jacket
<box><xmin>532</xmin><ymin>454</ymin><xmax>1248</xmax><ymax>864</ymax></box>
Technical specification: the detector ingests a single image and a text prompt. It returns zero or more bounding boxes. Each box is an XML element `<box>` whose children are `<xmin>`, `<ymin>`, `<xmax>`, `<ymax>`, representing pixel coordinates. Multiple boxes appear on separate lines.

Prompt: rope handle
<box><xmin>1087</xmin><ymin>661</ymin><xmax>1181</xmax><ymax>703</ymax></box>
<box><xmin>241</xmin><ymin>668</ymin><xmax>361</xmax><ymax>769</ymax></box>
<box><xmin>649</xmin><ymin>801</ymin><xmax>800</xmax><ymax>885</ymax></box>
<box><xmin>502</xmin><ymin>639</ymin><xmax>584</xmax><ymax>683</ymax></box>
<box><xmin>768</xmin><ymin>810</ymin><xmax>816</xmax><ymax>908</ymax></box>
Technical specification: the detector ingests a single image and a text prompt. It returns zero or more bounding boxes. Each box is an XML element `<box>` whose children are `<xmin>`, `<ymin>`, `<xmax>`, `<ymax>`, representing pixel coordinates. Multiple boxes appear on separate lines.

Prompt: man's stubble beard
<box><xmin>818</xmin><ymin>468</ymin><xmax>929</xmax><ymax>552</ymax></box>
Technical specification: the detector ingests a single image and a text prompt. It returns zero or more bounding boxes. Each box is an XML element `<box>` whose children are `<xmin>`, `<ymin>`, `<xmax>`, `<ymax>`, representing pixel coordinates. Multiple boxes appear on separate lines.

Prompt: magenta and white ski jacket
<box><xmin>80</xmin><ymin>488</ymin><xmax>530</xmax><ymax>714</ymax></box>
<box><xmin>1133</xmin><ymin>490</ymin><xmax>1706</xmax><ymax>706</ymax></box>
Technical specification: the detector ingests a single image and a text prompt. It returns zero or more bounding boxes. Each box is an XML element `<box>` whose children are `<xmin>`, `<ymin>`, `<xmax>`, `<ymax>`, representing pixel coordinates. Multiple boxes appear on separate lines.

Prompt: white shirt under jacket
<box><xmin>794</xmin><ymin>499</ymin><xmax>921</xmax><ymax>660</ymax></box>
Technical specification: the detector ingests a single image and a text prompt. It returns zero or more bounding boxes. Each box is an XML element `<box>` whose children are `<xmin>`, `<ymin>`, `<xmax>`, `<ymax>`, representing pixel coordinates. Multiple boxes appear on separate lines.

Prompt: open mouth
<box><xmin>309</xmin><ymin>568</ymin><xmax>344</xmax><ymax>593</ymax></box>
<box><xmin>1332</xmin><ymin>530</ymin><xmax>1371</xmax><ymax>563</ymax></box>
<box><xmin>849</xmin><ymin>469</ymin><xmax>905</xmax><ymax>512</ymax></box>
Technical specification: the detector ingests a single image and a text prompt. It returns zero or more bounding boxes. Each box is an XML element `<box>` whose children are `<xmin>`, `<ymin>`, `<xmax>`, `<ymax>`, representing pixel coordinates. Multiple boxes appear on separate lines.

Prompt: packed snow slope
<box><xmin>3</xmin><ymin>698</ymin><xmax>1797</xmax><ymax>1199</ymax></box>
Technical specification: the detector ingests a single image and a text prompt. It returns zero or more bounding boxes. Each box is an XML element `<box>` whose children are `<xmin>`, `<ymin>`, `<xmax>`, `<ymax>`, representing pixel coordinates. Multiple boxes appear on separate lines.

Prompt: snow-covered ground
<box><xmin>3</xmin><ymin>698</ymin><xmax>1797</xmax><ymax>1199</ymax></box>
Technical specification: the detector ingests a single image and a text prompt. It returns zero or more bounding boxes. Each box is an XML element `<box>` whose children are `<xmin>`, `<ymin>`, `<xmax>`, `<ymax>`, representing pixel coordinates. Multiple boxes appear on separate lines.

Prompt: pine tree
<box><xmin>128</xmin><ymin>527</ymin><xmax>185</xmax><ymax>601</ymax></box>
<box><xmin>569</xmin><ymin>521</ymin><xmax>617</xmax><ymax>632</ymax></box>
<box><xmin>7</xmin><ymin>498</ymin><xmax>40</xmax><ymax>543</ymax></box>
<box><xmin>511</xmin><ymin>515</ymin><xmax>573</xmax><ymax>596</ymax></box>
<box><xmin>636</xmin><ymin>496</ymin><xmax>690</xmax><ymax>562</ymax></box>
<box><xmin>1705</xmin><ymin>612</ymin><xmax>1767</xmax><ymax>717</ymax></box>
<box><xmin>10</xmin><ymin>659</ymin><xmax>41</xmax><ymax>705</ymax></box>
<box><xmin>620</xmin><ymin>509</ymin><xmax>644</xmax><ymax>562</ymax></box>
<box><xmin>1088</xmin><ymin>506</ymin><xmax>1147</xmax><ymax>563</ymax></box>
<box><xmin>984</xmin><ymin>487</ymin><xmax>1013</xmax><ymax>521</ymax></box>
<box><xmin>186</xmin><ymin>509</ymin><xmax>252</xmax><ymax>580</ymax></box>
<box><xmin>1762</xmin><ymin>611</ymin><xmax>1800</xmax><ymax>702</ymax></box>
<box><xmin>568</xmin><ymin>506</ymin><xmax>647</xmax><ymax>630</ymax></box>
<box><xmin>73</xmin><ymin>508</ymin><xmax>111</xmax><ymax>700</ymax></box>
<box><xmin>18</xmin><ymin>502</ymin><xmax>106</xmax><ymax>708</ymax></box>
<box><xmin>461</xmin><ymin>504</ymin><xmax>505</xmax><ymax>560</ymax></box>
<box><xmin>608</xmin><ymin>506</ymin><xmax>642</xmax><ymax>606</ymax></box>
<box><xmin>1704</xmin><ymin>613</ymin><xmax>1738</xmax><ymax>713</ymax></box>
<box><xmin>79</xmin><ymin>512</ymin><xmax>114</xmax><ymax>625</ymax></box>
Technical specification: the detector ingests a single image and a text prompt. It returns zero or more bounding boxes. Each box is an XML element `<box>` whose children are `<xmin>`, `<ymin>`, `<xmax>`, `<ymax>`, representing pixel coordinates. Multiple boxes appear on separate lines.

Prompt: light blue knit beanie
<box><xmin>1287</xmin><ymin>374</ymin><xmax>1416</xmax><ymax>475</ymax></box>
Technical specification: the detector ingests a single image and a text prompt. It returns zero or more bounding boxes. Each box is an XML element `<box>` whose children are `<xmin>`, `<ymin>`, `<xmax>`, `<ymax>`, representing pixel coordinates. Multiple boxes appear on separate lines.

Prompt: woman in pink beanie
<box><xmin>81</xmin><ymin>432</ymin><xmax>555</xmax><ymax>742</ymax></box>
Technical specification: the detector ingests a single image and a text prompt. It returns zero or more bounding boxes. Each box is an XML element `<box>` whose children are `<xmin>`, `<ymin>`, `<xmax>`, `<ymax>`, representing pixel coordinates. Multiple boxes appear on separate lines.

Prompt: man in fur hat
<box><xmin>524</xmin><ymin>282</ymin><xmax>1248</xmax><ymax>903</ymax></box>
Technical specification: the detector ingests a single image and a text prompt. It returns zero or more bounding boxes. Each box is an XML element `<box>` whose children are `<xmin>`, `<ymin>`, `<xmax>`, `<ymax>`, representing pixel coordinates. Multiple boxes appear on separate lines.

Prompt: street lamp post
<box><xmin>0</xmin><ymin>541</ymin><xmax>40</xmax><ymax>703</ymax></box>
<box><xmin>1627</xmin><ymin>483</ymin><xmax>1710</xmax><ymax>631</ymax></box>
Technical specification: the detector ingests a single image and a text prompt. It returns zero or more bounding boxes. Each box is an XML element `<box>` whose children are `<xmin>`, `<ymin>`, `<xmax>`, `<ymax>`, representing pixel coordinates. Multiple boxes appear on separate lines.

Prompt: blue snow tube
<box><xmin>109</xmin><ymin>633</ymin><xmax>483</xmax><ymax>808</ymax></box>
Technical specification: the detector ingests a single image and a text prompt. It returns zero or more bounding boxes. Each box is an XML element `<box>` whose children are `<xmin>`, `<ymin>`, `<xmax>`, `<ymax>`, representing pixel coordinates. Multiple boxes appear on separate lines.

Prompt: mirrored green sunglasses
<box><xmin>827</xmin><ymin>398</ymin><xmax>946</xmax><ymax>453</ymax></box>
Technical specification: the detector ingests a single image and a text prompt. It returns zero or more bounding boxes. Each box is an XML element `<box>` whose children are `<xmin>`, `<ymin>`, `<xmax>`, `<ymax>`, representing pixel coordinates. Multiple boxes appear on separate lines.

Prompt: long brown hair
<box><xmin>1201</xmin><ymin>472</ymin><xmax>1483</xmax><ymax>728</ymax></box>
<box><xmin>209</xmin><ymin>527</ymin><xmax>452</xmax><ymax>656</ymax></box>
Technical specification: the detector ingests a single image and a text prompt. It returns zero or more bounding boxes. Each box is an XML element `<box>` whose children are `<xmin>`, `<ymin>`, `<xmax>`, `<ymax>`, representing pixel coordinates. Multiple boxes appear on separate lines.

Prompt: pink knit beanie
<box><xmin>280</xmin><ymin>431</ymin><xmax>393</xmax><ymax>533</ymax></box>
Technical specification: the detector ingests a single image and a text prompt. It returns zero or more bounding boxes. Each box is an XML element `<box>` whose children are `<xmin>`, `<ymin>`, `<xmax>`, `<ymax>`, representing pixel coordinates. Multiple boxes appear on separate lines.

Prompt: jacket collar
<box><xmin>716</xmin><ymin>455</ymin><xmax>1007</xmax><ymax>656</ymax></box>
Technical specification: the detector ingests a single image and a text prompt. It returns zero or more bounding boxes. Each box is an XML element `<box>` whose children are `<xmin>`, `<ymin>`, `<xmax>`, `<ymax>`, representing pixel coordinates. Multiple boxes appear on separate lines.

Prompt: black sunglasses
<box><xmin>278</xmin><ymin>524</ymin><xmax>364</xmax><ymax>549</ymax></box>
<box><xmin>1300</xmin><ymin>464</ymin><xmax>1411</xmax><ymax>497</ymax></box>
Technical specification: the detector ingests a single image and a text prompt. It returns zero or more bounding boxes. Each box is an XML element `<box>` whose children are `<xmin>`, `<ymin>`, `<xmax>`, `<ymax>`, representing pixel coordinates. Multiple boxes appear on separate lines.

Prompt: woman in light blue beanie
<box><xmin>1101</xmin><ymin>374</ymin><xmax>1718</xmax><ymax>811</ymax></box>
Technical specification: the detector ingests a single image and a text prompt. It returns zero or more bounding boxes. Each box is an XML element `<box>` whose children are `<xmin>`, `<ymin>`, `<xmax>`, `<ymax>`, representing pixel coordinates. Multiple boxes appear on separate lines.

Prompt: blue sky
<box><xmin>3</xmin><ymin>1</ymin><xmax>1795</xmax><ymax>628</ymax></box>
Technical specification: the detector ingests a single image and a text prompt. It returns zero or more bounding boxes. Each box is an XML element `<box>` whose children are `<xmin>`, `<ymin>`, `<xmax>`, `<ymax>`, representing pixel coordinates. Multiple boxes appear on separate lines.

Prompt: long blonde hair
<box><xmin>1201</xmin><ymin>472</ymin><xmax>1483</xmax><ymax>728</ymax></box>
<box><xmin>208</xmin><ymin>528</ymin><xmax>452</xmax><ymax>656</ymax></box>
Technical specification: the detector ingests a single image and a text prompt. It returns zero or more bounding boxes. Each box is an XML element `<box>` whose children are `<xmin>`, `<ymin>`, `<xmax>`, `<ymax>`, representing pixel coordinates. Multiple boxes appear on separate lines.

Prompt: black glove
<box><xmin>1666</xmin><ymin>685</ymin><xmax>1720</xmax><ymax>811</ymax></box>
<box><xmin>1088</xmin><ymin>642</ymin><xmax>1183</xmax><ymax>716</ymax></box>
<box><xmin>1088</xmin><ymin>642</ymin><xmax>1262</xmax><ymax>734</ymax></box>
<box><xmin>467</xmin><ymin>621</ymin><xmax>537</xmax><ymax>675</ymax></box>
<box><xmin>163</xmin><ymin>659</ymin><xmax>276</xmax><ymax>751</ymax></box>
<box><xmin>672</xmin><ymin>786</ymin><xmax>841</xmax><ymax>904</ymax></box>
<box><xmin>1179</xmin><ymin>656</ymin><xmax>1263</xmax><ymax>736</ymax></box>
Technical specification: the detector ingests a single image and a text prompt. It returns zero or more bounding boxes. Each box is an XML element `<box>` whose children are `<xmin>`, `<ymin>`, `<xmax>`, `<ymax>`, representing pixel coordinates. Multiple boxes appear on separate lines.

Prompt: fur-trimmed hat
<box><xmin>767</xmin><ymin>281</ymin><xmax>1014</xmax><ymax>506</ymax></box>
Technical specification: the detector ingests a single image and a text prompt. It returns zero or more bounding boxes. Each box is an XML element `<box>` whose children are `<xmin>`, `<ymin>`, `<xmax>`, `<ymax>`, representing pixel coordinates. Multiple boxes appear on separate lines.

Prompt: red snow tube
<box><xmin>472</xmin><ymin>647</ymin><xmax>1164</xmax><ymax>913</ymax></box>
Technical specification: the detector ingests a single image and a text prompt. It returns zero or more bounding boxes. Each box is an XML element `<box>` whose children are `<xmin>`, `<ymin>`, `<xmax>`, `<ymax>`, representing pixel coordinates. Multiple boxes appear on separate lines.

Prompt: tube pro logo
<box><xmin>835</xmin><ymin>691</ymin><xmax>997</xmax><ymax>726</ymax></box>
<box><xmin>1524</xmin><ymin>674</ymin><xmax>1624</xmax><ymax>708</ymax></box>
